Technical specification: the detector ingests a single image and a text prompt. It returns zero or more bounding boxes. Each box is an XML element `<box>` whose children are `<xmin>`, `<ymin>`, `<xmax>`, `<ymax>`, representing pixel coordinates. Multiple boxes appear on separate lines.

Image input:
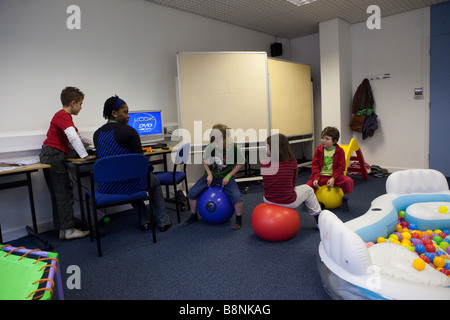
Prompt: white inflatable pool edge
<box><xmin>317</xmin><ymin>169</ymin><xmax>450</xmax><ymax>300</ymax></box>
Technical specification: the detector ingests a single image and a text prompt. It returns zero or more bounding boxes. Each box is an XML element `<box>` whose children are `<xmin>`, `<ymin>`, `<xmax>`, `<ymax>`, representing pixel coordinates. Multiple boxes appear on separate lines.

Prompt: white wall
<box><xmin>0</xmin><ymin>0</ymin><xmax>275</xmax><ymax>140</ymax></box>
<box><xmin>0</xmin><ymin>0</ymin><xmax>275</xmax><ymax>241</ymax></box>
<box><xmin>290</xmin><ymin>34</ymin><xmax>321</xmax><ymax>147</ymax></box>
<box><xmin>319</xmin><ymin>18</ymin><xmax>353</xmax><ymax>143</ymax></box>
<box><xmin>351</xmin><ymin>8</ymin><xmax>430</xmax><ymax>171</ymax></box>
<box><xmin>290</xmin><ymin>8</ymin><xmax>431</xmax><ymax>172</ymax></box>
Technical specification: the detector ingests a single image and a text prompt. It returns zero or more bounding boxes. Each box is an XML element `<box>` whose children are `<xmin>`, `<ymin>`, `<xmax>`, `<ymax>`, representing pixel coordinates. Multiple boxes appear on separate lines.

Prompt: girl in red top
<box><xmin>260</xmin><ymin>133</ymin><xmax>322</xmax><ymax>226</ymax></box>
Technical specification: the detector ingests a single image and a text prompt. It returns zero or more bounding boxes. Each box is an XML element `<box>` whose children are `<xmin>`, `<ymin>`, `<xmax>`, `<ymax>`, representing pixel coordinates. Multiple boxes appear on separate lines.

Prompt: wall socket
<box><xmin>414</xmin><ymin>87</ymin><xmax>424</xmax><ymax>100</ymax></box>
<box><xmin>164</xmin><ymin>124</ymin><xmax>178</xmax><ymax>137</ymax></box>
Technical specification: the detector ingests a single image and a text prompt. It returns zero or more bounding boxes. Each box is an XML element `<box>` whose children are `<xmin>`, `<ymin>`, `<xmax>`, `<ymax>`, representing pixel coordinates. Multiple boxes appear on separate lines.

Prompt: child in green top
<box><xmin>185</xmin><ymin>124</ymin><xmax>245</xmax><ymax>229</ymax></box>
<box><xmin>307</xmin><ymin>126</ymin><xmax>354</xmax><ymax>210</ymax></box>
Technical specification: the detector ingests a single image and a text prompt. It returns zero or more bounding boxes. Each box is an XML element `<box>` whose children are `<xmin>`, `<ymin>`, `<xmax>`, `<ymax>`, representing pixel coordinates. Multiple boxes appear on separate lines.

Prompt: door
<box><xmin>430</xmin><ymin>5</ymin><xmax>450</xmax><ymax>177</ymax></box>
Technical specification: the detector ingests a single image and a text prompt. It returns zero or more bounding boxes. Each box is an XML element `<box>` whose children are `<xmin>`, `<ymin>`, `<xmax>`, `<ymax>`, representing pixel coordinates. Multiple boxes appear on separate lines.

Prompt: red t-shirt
<box><xmin>260</xmin><ymin>159</ymin><xmax>298</xmax><ymax>204</ymax></box>
<box><xmin>43</xmin><ymin>109</ymin><xmax>78</xmax><ymax>155</ymax></box>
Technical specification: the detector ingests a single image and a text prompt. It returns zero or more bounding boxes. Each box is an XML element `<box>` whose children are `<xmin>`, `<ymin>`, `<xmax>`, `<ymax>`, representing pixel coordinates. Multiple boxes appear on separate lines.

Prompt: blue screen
<box><xmin>128</xmin><ymin>111</ymin><xmax>163</xmax><ymax>136</ymax></box>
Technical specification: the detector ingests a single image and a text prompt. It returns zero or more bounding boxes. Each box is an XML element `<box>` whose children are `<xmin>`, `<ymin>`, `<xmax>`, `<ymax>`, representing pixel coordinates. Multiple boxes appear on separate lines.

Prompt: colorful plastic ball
<box><xmin>433</xmin><ymin>256</ymin><xmax>446</xmax><ymax>268</ymax></box>
<box><xmin>377</xmin><ymin>237</ymin><xmax>387</xmax><ymax>244</ymax></box>
<box><xmin>440</xmin><ymin>242</ymin><xmax>450</xmax><ymax>252</ymax></box>
<box><xmin>197</xmin><ymin>186</ymin><xmax>234</xmax><ymax>224</ymax></box>
<box><xmin>366</xmin><ymin>242</ymin><xmax>375</xmax><ymax>248</ymax></box>
<box><xmin>411</xmin><ymin>231</ymin><xmax>421</xmax><ymax>239</ymax></box>
<box><xmin>439</xmin><ymin>232</ymin><xmax>447</xmax><ymax>240</ymax></box>
<box><xmin>433</xmin><ymin>236</ymin><xmax>443</xmax><ymax>245</ymax></box>
<box><xmin>413</xmin><ymin>258</ymin><xmax>426</xmax><ymax>271</ymax></box>
<box><xmin>389</xmin><ymin>234</ymin><xmax>398</xmax><ymax>241</ymax></box>
<box><xmin>439</xmin><ymin>269</ymin><xmax>450</xmax><ymax>276</ymax></box>
<box><xmin>314</xmin><ymin>186</ymin><xmax>344</xmax><ymax>209</ymax></box>
<box><xmin>424</xmin><ymin>252</ymin><xmax>436</xmax><ymax>261</ymax></box>
<box><xmin>401</xmin><ymin>238</ymin><xmax>411</xmax><ymax>245</ymax></box>
<box><xmin>415</xmin><ymin>244</ymin><xmax>426</xmax><ymax>255</ymax></box>
<box><xmin>401</xmin><ymin>243</ymin><xmax>410</xmax><ymax>250</ymax></box>
<box><xmin>439</xmin><ymin>206</ymin><xmax>448</xmax><ymax>214</ymax></box>
<box><xmin>103</xmin><ymin>216</ymin><xmax>111</xmax><ymax>223</ymax></box>
<box><xmin>442</xmin><ymin>229</ymin><xmax>450</xmax><ymax>235</ymax></box>
<box><xmin>251</xmin><ymin>203</ymin><xmax>300</xmax><ymax>242</ymax></box>
<box><xmin>398</xmin><ymin>211</ymin><xmax>405</xmax><ymax>219</ymax></box>
<box><xmin>426</xmin><ymin>244</ymin><xmax>436</xmax><ymax>252</ymax></box>
<box><xmin>446</xmin><ymin>247</ymin><xmax>450</xmax><ymax>255</ymax></box>
<box><xmin>420</xmin><ymin>255</ymin><xmax>430</xmax><ymax>264</ymax></box>
<box><xmin>402</xmin><ymin>232</ymin><xmax>411</xmax><ymax>241</ymax></box>
<box><xmin>408</xmin><ymin>223</ymin><xmax>417</xmax><ymax>230</ymax></box>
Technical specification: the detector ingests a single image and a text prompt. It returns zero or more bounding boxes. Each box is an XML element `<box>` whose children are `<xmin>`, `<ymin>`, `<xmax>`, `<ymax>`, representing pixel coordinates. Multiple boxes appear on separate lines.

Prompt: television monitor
<box><xmin>128</xmin><ymin>110</ymin><xmax>165</xmax><ymax>146</ymax></box>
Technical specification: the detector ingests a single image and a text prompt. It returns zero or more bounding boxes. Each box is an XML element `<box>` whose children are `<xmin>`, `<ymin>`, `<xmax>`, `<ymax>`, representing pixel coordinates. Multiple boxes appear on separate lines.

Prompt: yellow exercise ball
<box><xmin>315</xmin><ymin>185</ymin><xmax>344</xmax><ymax>209</ymax></box>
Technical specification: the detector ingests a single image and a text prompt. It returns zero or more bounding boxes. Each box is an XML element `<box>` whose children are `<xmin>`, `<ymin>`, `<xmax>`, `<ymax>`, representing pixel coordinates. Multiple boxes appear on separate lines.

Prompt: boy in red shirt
<box><xmin>40</xmin><ymin>87</ymin><xmax>95</xmax><ymax>239</ymax></box>
<box><xmin>306</xmin><ymin>126</ymin><xmax>353</xmax><ymax>211</ymax></box>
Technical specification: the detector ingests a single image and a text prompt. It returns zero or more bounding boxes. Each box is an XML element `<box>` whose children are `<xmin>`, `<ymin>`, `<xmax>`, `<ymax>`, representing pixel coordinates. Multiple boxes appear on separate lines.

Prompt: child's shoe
<box><xmin>60</xmin><ymin>228</ymin><xmax>89</xmax><ymax>240</ymax></box>
<box><xmin>184</xmin><ymin>213</ymin><xmax>198</xmax><ymax>226</ymax></box>
<box><xmin>341</xmin><ymin>196</ymin><xmax>349</xmax><ymax>212</ymax></box>
<box><xmin>232</xmin><ymin>215</ymin><xmax>242</xmax><ymax>230</ymax></box>
<box><xmin>313</xmin><ymin>213</ymin><xmax>320</xmax><ymax>228</ymax></box>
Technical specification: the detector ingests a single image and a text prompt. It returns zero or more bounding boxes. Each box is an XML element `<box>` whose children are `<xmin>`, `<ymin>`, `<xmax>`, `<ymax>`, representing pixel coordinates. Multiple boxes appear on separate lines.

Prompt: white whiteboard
<box><xmin>176</xmin><ymin>52</ymin><xmax>270</xmax><ymax>144</ymax></box>
<box><xmin>176</xmin><ymin>52</ymin><xmax>313</xmax><ymax>146</ymax></box>
<box><xmin>268</xmin><ymin>58</ymin><xmax>312</xmax><ymax>136</ymax></box>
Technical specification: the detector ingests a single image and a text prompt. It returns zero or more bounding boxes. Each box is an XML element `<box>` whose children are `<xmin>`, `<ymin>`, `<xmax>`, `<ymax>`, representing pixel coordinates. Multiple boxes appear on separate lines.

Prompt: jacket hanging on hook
<box><xmin>350</xmin><ymin>78</ymin><xmax>378</xmax><ymax>139</ymax></box>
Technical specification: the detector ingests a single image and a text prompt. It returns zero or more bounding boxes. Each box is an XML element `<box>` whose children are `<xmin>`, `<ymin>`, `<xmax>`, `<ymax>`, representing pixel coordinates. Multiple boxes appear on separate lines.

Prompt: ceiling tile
<box><xmin>147</xmin><ymin>0</ymin><xmax>449</xmax><ymax>38</ymax></box>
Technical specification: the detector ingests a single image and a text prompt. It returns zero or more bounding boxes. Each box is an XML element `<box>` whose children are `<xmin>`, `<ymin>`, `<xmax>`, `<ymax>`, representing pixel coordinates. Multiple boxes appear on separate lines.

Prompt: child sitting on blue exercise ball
<box><xmin>184</xmin><ymin>123</ymin><xmax>245</xmax><ymax>230</ymax></box>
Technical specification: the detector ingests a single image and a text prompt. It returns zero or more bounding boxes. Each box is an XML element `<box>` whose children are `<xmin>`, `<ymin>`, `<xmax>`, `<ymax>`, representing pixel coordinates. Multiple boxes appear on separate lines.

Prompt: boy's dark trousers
<box><xmin>40</xmin><ymin>146</ymin><xmax>75</xmax><ymax>230</ymax></box>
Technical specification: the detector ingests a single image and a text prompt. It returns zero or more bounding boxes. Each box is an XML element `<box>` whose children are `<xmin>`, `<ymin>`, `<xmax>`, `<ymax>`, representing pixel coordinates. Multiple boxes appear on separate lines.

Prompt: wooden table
<box><xmin>0</xmin><ymin>163</ymin><xmax>52</xmax><ymax>249</ymax></box>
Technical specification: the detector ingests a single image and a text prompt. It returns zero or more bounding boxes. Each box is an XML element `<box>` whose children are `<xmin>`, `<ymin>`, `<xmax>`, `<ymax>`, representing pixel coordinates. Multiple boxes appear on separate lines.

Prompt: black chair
<box><xmin>85</xmin><ymin>154</ymin><xmax>157</xmax><ymax>257</ymax></box>
<box><xmin>153</xmin><ymin>143</ymin><xmax>190</xmax><ymax>223</ymax></box>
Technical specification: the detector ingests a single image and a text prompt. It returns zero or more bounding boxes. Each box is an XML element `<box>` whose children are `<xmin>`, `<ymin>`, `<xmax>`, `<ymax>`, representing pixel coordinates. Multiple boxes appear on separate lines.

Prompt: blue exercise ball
<box><xmin>197</xmin><ymin>186</ymin><xmax>234</xmax><ymax>224</ymax></box>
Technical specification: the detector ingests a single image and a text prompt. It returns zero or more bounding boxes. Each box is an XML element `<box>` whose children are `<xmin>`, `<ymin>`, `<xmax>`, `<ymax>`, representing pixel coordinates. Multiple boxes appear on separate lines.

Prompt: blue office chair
<box><xmin>85</xmin><ymin>154</ymin><xmax>157</xmax><ymax>257</ymax></box>
<box><xmin>153</xmin><ymin>143</ymin><xmax>190</xmax><ymax>223</ymax></box>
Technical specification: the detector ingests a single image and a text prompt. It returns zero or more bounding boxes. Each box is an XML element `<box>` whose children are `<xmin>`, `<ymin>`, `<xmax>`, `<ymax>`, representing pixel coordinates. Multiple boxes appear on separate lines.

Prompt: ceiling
<box><xmin>146</xmin><ymin>0</ymin><xmax>448</xmax><ymax>39</ymax></box>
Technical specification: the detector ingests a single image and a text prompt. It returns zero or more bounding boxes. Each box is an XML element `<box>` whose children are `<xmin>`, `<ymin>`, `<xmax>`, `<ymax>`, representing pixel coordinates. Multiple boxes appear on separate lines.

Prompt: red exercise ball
<box><xmin>251</xmin><ymin>203</ymin><xmax>300</xmax><ymax>241</ymax></box>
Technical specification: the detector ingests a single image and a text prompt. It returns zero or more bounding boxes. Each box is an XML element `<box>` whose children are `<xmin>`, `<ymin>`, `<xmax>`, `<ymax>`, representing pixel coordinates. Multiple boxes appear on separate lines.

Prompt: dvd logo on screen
<box><xmin>133</xmin><ymin>115</ymin><xmax>157</xmax><ymax>132</ymax></box>
<box><xmin>135</xmin><ymin>117</ymin><xmax>155</xmax><ymax>122</ymax></box>
<box><xmin>139</xmin><ymin>123</ymin><xmax>155</xmax><ymax>129</ymax></box>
